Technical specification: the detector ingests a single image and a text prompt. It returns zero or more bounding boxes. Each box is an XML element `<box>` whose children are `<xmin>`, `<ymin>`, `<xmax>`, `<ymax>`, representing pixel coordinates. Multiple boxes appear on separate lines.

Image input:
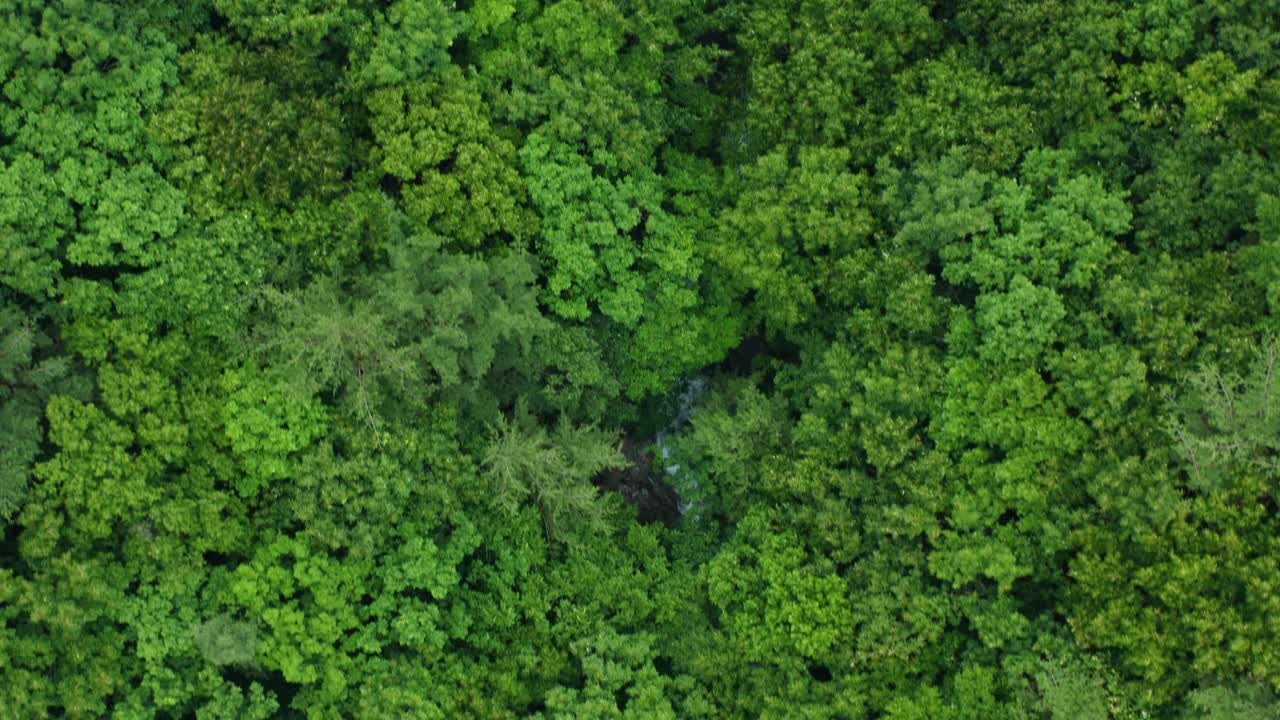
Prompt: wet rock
<box><xmin>594</xmin><ymin>435</ymin><xmax>682</xmax><ymax>527</ymax></box>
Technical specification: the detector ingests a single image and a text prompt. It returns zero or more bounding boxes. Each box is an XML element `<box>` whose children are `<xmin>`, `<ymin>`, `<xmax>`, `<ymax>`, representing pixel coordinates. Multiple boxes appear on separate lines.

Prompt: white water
<box><xmin>654</xmin><ymin>376</ymin><xmax>707</xmax><ymax>516</ymax></box>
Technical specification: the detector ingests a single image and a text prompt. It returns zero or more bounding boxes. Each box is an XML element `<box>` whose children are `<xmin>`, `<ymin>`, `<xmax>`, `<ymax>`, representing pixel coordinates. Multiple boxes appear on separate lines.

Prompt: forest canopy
<box><xmin>2</xmin><ymin>0</ymin><xmax>1280</xmax><ymax>717</ymax></box>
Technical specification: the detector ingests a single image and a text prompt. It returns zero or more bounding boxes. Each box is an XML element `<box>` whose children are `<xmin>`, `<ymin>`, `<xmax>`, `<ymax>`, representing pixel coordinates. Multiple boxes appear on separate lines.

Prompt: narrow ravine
<box><xmin>595</xmin><ymin>375</ymin><xmax>709</xmax><ymax>524</ymax></box>
<box><xmin>654</xmin><ymin>375</ymin><xmax>707</xmax><ymax>516</ymax></box>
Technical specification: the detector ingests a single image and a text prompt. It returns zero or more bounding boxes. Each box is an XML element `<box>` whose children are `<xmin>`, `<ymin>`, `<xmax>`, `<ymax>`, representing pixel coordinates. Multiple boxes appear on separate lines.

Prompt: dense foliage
<box><xmin>3</xmin><ymin>0</ymin><xmax>1279</xmax><ymax>717</ymax></box>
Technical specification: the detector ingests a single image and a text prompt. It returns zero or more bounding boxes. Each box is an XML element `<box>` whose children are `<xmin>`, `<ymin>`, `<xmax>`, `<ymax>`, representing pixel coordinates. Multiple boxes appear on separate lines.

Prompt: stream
<box><xmin>654</xmin><ymin>376</ymin><xmax>707</xmax><ymax>516</ymax></box>
<box><xmin>595</xmin><ymin>375</ymin><xmax>709</xmax><ymax>525</ymax></box>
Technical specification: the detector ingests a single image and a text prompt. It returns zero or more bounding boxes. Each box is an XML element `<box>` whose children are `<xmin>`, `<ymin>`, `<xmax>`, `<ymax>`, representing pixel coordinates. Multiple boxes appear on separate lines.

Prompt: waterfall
<box><xmin>654</xmin><ymin>375</ymin><xmax>707</xmax><ymax>515</ymax></box>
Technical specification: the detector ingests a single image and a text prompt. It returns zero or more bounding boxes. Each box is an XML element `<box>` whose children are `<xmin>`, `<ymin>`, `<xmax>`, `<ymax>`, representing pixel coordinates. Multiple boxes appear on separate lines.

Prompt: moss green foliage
<box><xmin>2</xmin><ymin>0</ymin><xmax>1279</xmax><ymax>717</ymax></box>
